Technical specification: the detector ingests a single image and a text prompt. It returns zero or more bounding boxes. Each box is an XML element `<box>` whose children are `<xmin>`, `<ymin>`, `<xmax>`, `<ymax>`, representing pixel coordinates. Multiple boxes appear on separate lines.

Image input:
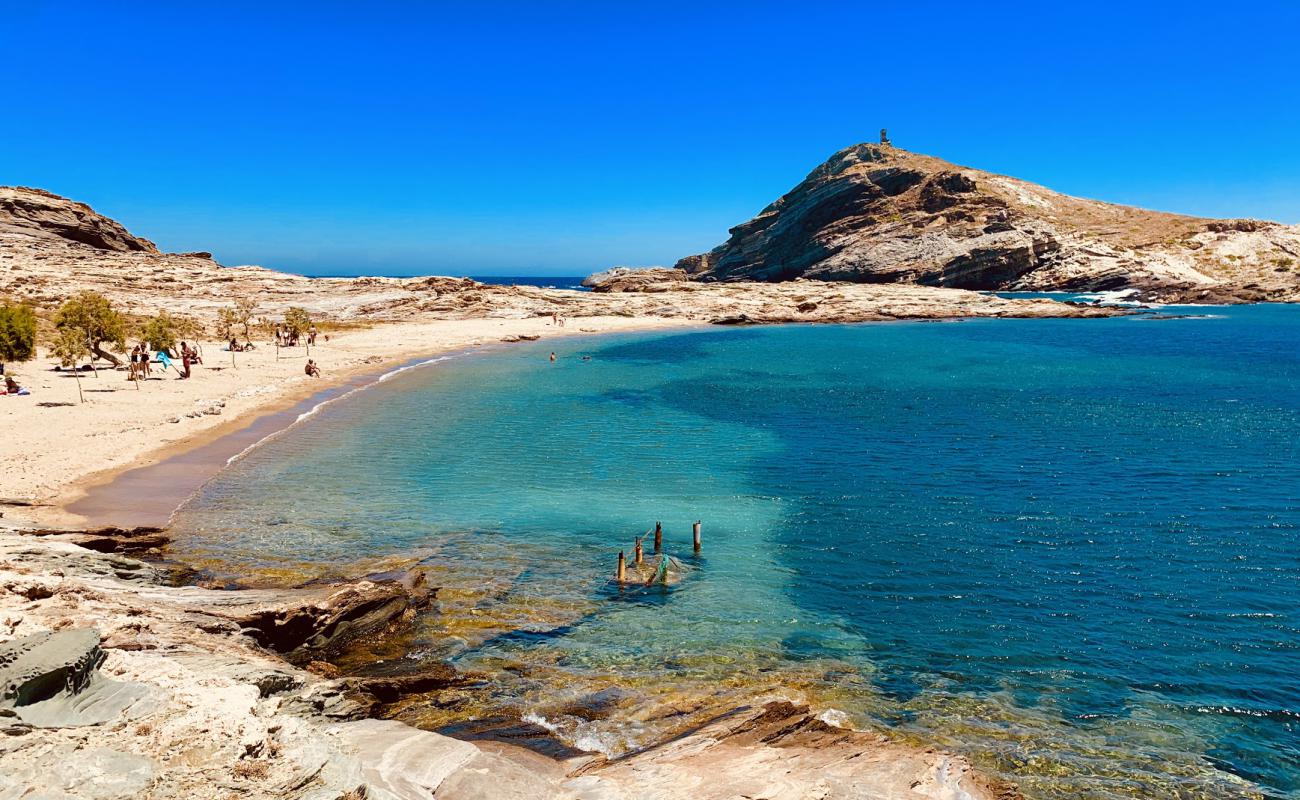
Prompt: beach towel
<box><xmin>156</xmin><ymin>351</ymin><xmax>174</xmax><ymax>371</ymax></box>
<box><xmin>1</xmin><ymin>388</ymin><xmax>30</xmax><ymax>396</ymax></box>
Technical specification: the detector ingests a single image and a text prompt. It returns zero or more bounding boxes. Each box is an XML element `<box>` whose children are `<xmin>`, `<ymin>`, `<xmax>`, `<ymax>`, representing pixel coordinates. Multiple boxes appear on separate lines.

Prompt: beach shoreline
<box><xmin>2</xmin><ymin>314</ymin><xmax>702</xmax><ymax>530</ymax></box>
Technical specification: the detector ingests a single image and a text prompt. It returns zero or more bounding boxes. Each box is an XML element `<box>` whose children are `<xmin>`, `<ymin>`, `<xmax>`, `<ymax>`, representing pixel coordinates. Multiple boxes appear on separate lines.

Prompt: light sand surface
<box><xmin>0</xmin><ymin>315</ymin><xmax>696</xmax><ymax>527</ymax></box>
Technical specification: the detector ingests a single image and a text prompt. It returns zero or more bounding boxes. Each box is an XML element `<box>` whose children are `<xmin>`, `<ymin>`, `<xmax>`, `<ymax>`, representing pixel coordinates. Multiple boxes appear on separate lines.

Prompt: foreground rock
<box><xmin>220</xmin><ymin>570</ymin><xmax>434</xmax><ymax>664</ymax></box>
<box><xmin>677</xmin><ymin>142</ymin><xmax>1300</xmax><ymax>302</ymax></box>
<box><xmin>21</xmin><ymin>525</ymin><xmax>171</xmax><ymax>556</ymax></box>
<box><xmin>0</xmin><ymin>530</ymin><xmax>1018</xmax><ymax>800</ymax></box>
<box><xmin>573</xmin><ymin>701</ymin><xmax>1021</xmax><ymax>800</ymax></box>
<box><xmin>0</xmin><ymin>628</ymin><xmax>160</xmax><ymax>729</ymax></box>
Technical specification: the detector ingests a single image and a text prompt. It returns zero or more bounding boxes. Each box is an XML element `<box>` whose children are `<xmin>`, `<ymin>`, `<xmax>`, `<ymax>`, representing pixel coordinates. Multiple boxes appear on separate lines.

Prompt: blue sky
<box><xmin>4</xmin><ymin>2</ymin><xmax>1298</xmax><ymax>276</ymax></box>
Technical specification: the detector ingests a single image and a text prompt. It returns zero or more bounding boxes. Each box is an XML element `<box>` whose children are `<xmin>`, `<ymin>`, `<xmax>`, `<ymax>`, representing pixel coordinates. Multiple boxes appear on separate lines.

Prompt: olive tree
<box><xmin>54</xmin><ymin>291</ymin><xmax>126</xmax><ymax>367</ymax></box>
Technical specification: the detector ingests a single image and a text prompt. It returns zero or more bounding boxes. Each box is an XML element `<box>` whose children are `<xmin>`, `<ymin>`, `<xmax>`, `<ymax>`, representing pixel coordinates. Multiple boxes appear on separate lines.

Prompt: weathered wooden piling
<box><xmin>654</xmin><ymin>521</ymin><xmax>662</xmax><ymax>553</ymax></box>
<box><xmin>693</xmin><ymin>520</ymin><xmax>701</xmax><ymax>552</ymax></box>
<box><xmin>634</xmin><ymin>538</ymin><xmax>644</xmax><ymax>565</ymax></box>
<box><xmin>617</xmin><ymin>550</ymin><xmax>626</xmax><ymax>582</ymax></box>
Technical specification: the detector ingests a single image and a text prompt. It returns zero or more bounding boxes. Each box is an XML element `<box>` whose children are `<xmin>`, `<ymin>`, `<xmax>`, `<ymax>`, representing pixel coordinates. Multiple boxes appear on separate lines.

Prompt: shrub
<box><xmin>0</xmin><ymin>300</ymin><xmax>37</xmax><ymax>365</ymax></box>
<box><xmin>284</xmin><ymin>306</ymin><xmax>312</xmax><ymax>338</ymax></box>
<box><xmin>140</xmin><ymin>312</ymin><xmax>178</xmax><ymax>353</ymax></box>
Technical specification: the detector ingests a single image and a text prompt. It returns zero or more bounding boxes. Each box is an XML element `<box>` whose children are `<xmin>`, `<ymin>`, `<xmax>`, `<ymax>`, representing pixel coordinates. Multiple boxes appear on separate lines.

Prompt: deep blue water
<box><xmin>171</xmin><ymin>306</ymin><xmax>1300</xmax><ymax>799</ymax></box>
<box><xmin>469</xmin><ymin>275</ymin><xmax>589</xmax><ymax>290</ymax></box>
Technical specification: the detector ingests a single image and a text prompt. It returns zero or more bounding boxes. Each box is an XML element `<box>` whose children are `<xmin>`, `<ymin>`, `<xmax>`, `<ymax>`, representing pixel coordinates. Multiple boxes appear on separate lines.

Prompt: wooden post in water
<box><xmin>692</xmin><ymin>520</ymin><xmax>701</xmax><ymax>552</ymax></box>
<box><xmin>634</xmin><ymin>538</ymin><xmax>644</xmax><ymax>565</ymax></box>
<box><xmin>616</xmin><ymin>551</ymin><xmax>626</xmax><ymax>582</ymax></box>
<box><xmin>653</xmin><ymin>521</ymin><xmax>662</xmax><ymax>553</ymax></box>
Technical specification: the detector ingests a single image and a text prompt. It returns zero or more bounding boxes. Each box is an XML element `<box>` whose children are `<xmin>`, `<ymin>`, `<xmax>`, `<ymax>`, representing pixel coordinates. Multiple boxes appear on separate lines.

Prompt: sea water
<box><xmin>169</xmin><ymin>306</ymin><xmax>1300</xmax><ymax>799</ymax></box>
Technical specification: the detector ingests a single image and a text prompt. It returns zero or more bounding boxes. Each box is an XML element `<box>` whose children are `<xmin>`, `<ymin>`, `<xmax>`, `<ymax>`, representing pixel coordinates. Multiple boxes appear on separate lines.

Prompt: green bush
<box><xmin>0</xmin><ymin>300</ymin><xmax>37</xmax><ymax>365</ymax></box>
<box><xmin>141</xmin><ymin>312</ymin><xmax>178</xmax><ymax>352</ymax></box>
<box><xmin>284</xmin><ymin>306</ymin><xmax>312</xmax><ymax>338</ymax></box>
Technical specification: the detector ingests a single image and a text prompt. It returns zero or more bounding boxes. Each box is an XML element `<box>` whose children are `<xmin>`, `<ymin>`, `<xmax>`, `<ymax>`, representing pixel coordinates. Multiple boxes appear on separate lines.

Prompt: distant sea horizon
<box><xmin>299</xmin><ymin>272</ymin><xmax>592</xmax><ymax>291</ymax></box>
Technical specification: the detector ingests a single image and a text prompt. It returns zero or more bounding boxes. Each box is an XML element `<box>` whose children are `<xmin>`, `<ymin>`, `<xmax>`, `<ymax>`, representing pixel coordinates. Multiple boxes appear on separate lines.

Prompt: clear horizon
<box><xmin>5</xmin><ymin>1</ymin><xmax>1299</xmax><ymax>277</ymax></box>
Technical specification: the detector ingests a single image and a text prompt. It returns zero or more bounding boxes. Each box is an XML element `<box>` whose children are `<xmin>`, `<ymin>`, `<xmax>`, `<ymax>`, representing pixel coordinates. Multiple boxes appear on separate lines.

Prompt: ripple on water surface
<box><xmin>170</xmin><ymin>307</ymin><xmax>1300</xmax><ymax>799</ymax></box>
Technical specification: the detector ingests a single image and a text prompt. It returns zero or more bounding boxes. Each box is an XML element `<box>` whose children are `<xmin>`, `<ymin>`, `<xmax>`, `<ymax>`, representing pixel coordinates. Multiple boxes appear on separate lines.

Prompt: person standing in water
<box><xmin>549</xmin><ymin>352</ymin><xmax>556</xmax><ymax>362</ymax></box>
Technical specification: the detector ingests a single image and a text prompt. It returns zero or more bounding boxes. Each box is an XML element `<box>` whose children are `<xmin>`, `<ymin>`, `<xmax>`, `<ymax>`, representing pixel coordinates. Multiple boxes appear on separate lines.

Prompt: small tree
<box><xmin>55</xmin><ymin>291</ymin><xmax>126</xmax><ymax>367</ymax></box>
<box><xmin>174</xmin><ymin>315</ymin><xmax>204</xmax><ymax>349</ymax></box>
<box><xmin>217</xmin><ymin>307</ymin><xmax>238</xmax><ymax>341</ymax></box>
<box><xmin>140</xmin><ymin>312</ymin><xmax>178</xmax><ymax>354</ymax></box>
<box><xmin>284</xmin><ymin>307</ymin><xmax>312</xmax><ymax>340</ymax></box>
<box><xmin>0</xmin><ymin>300</ymin><xmax>37</xmax><ymax>373</ymax></box>
<box><xmin>51</xmin><ymin>327</ymin><xmax>90</xmax><ymax>403</ymax></box>
<box><xmin>217</xmin><ymin>299</ymin><xmax>257</xmax><ymax>365</ymax></box>
<box><xmin>233</xmin><ymin>297</ymin><xmax>257</xmax><ymax>338</ymax></box>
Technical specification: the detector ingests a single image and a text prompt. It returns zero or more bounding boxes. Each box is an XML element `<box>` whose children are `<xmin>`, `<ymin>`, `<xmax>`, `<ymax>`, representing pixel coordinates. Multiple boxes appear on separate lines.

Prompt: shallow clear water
<box><xmin>170</xmin><ymin>306</ymin><xmax>1300</xmax><ymax>799</ymax></box>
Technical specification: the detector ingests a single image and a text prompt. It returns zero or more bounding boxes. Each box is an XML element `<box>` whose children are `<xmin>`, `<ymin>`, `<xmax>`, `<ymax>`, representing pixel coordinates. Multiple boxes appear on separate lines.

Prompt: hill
<box><xmin>675</xmin><ymin>143</ymin><xmax>1300</xmax><ymax>303</ymax></box>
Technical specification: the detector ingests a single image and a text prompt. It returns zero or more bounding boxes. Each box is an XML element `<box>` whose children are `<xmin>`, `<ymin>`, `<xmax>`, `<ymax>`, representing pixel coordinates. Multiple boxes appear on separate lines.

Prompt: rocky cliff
<box><xmin>0</xmin><ymin>186</ymin><xmax>159</xmax><ymax>253</ymax></box>
<box><xmin>677</xmin><ymin>144</ymin><xmax>1300</xmax><ymax>302</ymax></box>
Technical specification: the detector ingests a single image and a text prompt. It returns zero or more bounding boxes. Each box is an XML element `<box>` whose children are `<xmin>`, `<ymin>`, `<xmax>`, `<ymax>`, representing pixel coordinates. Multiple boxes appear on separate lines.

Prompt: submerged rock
<box><xmin>221</xmin><ymin>570</ymin><xmax>434</xmax><ymax>664</ymax></box>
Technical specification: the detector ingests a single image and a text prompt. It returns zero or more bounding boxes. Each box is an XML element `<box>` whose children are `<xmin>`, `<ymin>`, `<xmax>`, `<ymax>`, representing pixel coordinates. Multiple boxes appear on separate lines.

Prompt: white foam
<box><xmin>223</xmin><ymin>354</ymin><xmax>460</xmax><ymax>466</ymax></box>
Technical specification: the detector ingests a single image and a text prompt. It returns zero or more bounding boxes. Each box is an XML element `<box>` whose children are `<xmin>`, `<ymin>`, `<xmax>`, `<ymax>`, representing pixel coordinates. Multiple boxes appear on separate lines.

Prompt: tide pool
<box><xmin>170</xmin><ymin>306</ymin><xmax>1300</xmax><ymax>799</ymax></box>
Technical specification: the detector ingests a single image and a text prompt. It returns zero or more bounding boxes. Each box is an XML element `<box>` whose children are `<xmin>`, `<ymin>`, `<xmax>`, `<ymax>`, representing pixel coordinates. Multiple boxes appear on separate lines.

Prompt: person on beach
<box><xmin>2</xmin><ymin>375</ymin><xmax>28</xmax><ymax>395</ymax></box>
<box><xmin>179</xmin><ymin>344</ymin><xmax>191</xmax><ymax>379</ymax></box>
<box><xmin>305</xmin><ymin>359</ymin><xmax>321</xmax><ymax>378</ymax></box>
<box><xmin>308</xmin><ymin>326</ymin><xmax>318</xmax><ymax>346</ymax></box>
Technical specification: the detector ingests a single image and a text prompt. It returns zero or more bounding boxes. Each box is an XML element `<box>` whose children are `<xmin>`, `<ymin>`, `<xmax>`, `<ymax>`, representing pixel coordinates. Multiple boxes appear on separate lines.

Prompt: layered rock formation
<box><xmin>0</xmin><ymin>187</ymin><xmax>158</xmax><ymax>253</ymax></box>
<box><xmin>676</xmin><ymin>143</ymin><xmax>1300</xmax><ymax>302</ymax></box>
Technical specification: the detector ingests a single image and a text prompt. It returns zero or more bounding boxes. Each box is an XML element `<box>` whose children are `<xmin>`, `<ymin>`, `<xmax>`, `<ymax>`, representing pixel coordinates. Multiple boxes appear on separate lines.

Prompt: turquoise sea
<box><xmin>169</xmin><ymin>305</ymin><xmax>1300</xmax><ymax>799</ymax></box>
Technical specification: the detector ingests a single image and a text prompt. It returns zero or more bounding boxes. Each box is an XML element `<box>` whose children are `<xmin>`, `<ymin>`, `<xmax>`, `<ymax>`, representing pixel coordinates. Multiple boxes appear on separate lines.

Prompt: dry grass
<box><xmin>232</xmin><ymin>760</ymin><xmax>270</xmax><ymax>780</ymax></box>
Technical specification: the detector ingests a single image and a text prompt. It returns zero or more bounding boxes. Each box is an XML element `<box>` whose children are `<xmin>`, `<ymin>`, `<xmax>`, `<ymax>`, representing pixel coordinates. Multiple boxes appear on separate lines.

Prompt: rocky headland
<box><xmin>673</xmin><ymin>143</ymin><xmax>1300</xmax><ymax>304</ymax></box>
